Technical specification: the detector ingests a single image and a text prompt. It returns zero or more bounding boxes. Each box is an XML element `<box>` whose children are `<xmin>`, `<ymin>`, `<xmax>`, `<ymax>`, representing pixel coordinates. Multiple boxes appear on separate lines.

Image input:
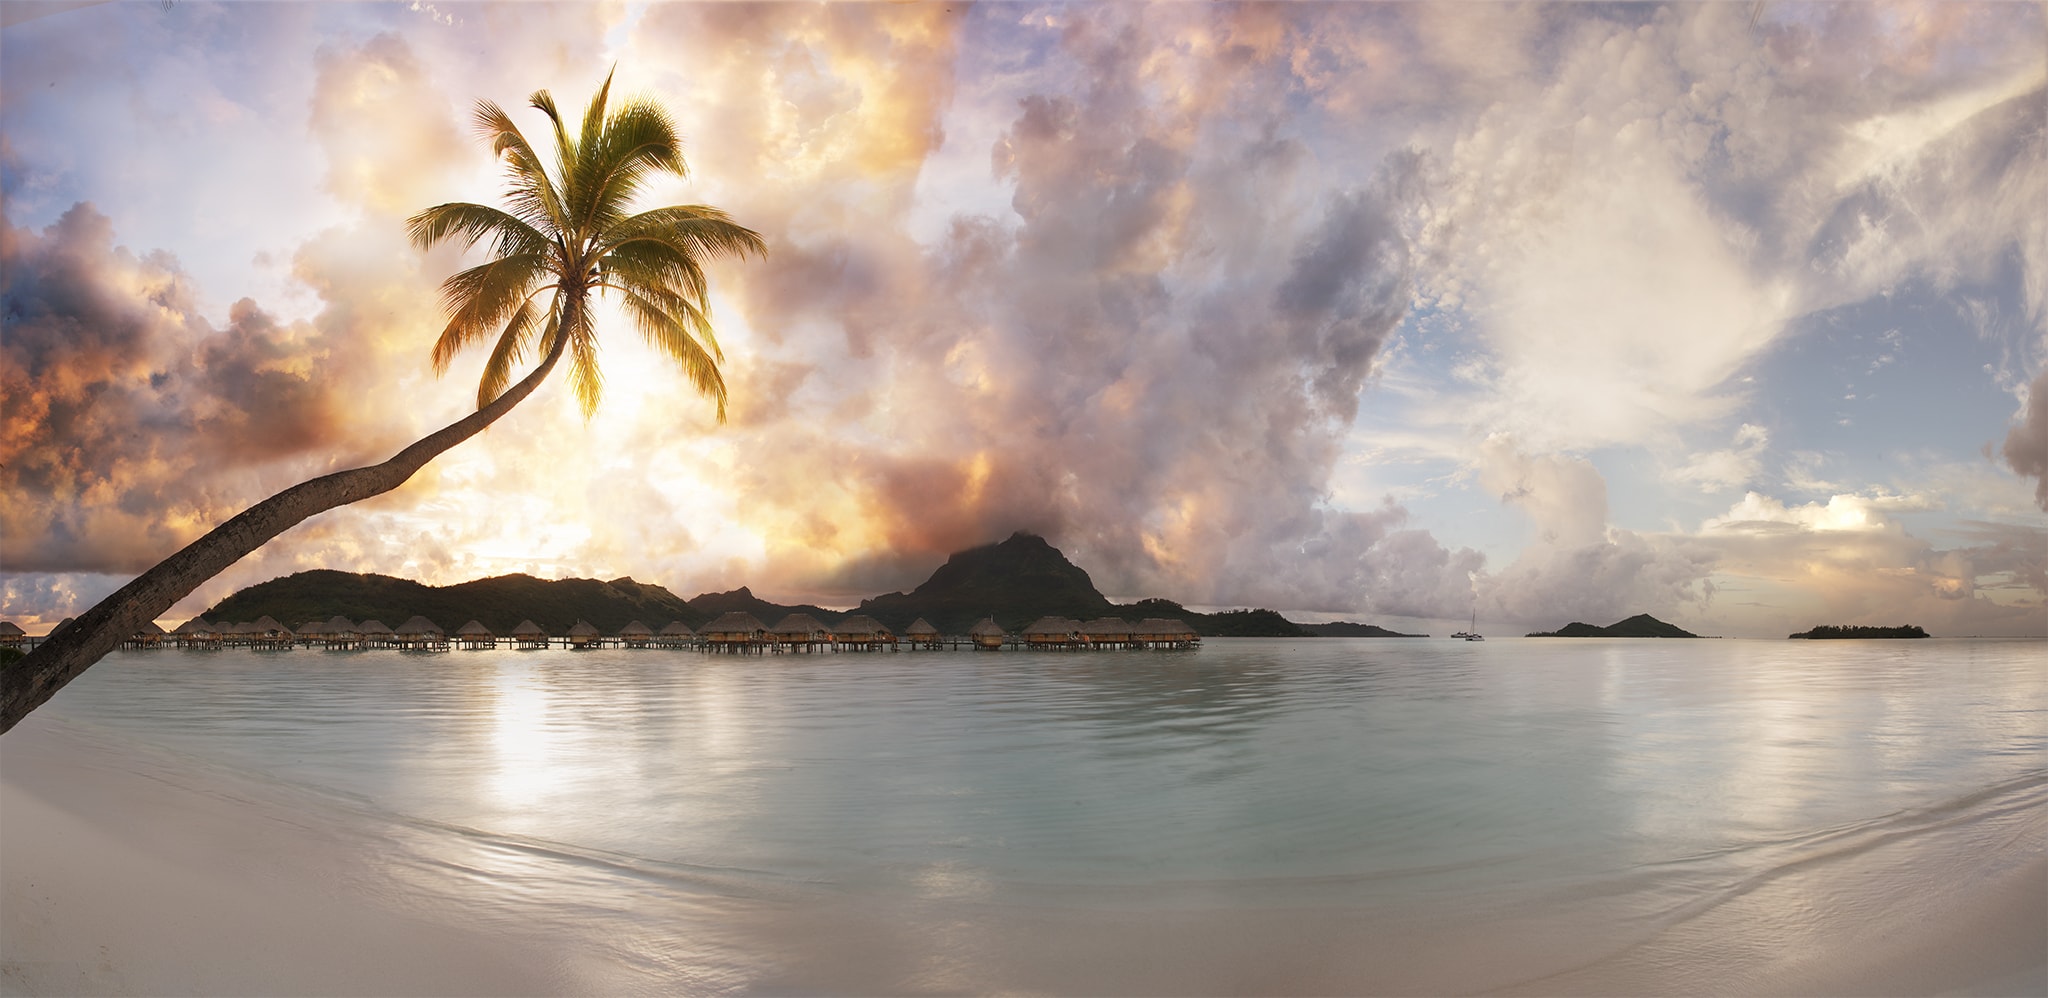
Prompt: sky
<box><xmin>2</xmin><ymin>0</ymin><xmax>2045</xmax><ymax>639</ymax></box>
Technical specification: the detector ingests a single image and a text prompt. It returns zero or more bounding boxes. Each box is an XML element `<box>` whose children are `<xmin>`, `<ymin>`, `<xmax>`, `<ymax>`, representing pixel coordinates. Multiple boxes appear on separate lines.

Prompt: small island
<box><xmin>1527</xmin><ymin>614</ymin><xmax>1700</xmax><ymax>638</ymax></box>
<box><xmin>1788</xmin><ymin>624</ymin><xmax>1929</xmax><ymax>639</ymax></box>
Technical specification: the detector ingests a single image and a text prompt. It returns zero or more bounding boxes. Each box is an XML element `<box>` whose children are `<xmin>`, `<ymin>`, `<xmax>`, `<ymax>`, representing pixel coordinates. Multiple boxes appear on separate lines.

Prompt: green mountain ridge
<box><xmin>199</xmin><ymin>533</ymin><xmax>1424</xmax><ymax>639</ymax></box>
<box><xmin>1526</xmin><ymin>613</ymin><xmax>1700</xmax><ymax>638</ymax></box>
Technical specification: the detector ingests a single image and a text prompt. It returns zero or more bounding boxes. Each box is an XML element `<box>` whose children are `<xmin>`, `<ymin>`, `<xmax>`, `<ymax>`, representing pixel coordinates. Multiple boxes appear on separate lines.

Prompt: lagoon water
<box><xmin>7</xmin><ymin>637</ymin><xmax>2046</xmax><ymax>993</ymax></box>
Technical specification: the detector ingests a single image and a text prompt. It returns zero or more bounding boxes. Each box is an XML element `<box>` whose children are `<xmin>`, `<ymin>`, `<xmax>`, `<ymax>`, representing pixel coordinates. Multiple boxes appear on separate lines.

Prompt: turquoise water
<box><xmin>24</xmin><ymin>637</ymin><xmax>2048</xmax><ymax>992</ymax></box>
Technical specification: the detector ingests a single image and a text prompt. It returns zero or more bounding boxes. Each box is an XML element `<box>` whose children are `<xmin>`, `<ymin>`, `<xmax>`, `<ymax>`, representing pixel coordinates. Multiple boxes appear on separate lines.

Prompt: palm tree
<box><xmin>2</xmin><ymin>74</ymin><xmax>763</xmax><ymax>733</ymax></box>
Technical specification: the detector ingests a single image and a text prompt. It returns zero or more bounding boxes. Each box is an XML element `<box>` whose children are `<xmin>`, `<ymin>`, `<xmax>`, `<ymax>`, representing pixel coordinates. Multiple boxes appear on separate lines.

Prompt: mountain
<box><xmin>1527</xmin><ymin>614</ymin><xmax>1700</xmax><ymax>638</ymax></box>
<box><xmin>199</xmin><ymin>533</ymin><xmax>1410</xmax><ymax>640</ymax></box>
<box><xmin>202</xmin><ymin>570</ymin><xmax>705</xmax><ymax>636</ymax></box>
<box><xmin>853</xmin><ymin>532</ymin><xmax>1119</xmax><ymax>634</ymax></box>
<box><xmin>1301</xmin><ymin>621</ymin><xmax>1428</xmax><ymax>637</ymax></box>
<box><xmin>685</xmin><ymin>587</ymin><xmax>842</xmax><ymax>625</ymax></box>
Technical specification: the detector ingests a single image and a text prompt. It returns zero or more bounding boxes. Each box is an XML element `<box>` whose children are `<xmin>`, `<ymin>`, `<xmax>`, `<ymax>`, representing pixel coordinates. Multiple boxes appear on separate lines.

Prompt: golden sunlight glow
<box><xmin>486</xmin><ymin>663</ymin><xmax>561</xmax><ymax>810</ymax></box>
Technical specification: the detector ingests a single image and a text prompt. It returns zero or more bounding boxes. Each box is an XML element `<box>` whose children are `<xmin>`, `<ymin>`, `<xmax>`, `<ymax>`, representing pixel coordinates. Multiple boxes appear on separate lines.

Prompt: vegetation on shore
<box><xmin>1788</xmin><ymin>624</ymin><xmax>1929</xmax><ymax>639</ymax></box>
<box><xmin>194</xmin><ymin>533</ymin><xmax>1423</xmax><ymax>640</ymax></box>
<box><xmin>1527</xmin><ymin>614</ymin><xmax>1700</xmax><ymax>638</ymax></box>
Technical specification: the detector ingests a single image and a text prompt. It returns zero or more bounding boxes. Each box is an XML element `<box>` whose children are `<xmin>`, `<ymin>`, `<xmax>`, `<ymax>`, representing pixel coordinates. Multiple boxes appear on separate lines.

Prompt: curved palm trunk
<box><xmin>1</xmin><ymin>332</ymin><xmax>570</xmax><ymax>734</ymax></box>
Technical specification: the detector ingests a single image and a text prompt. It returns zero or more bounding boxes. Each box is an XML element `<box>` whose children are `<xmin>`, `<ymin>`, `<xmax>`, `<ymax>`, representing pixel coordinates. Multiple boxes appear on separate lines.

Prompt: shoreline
<box><xmin>4</xmin><ymin>715</ymin><xmax>2043</xmax><ymax>996</ymax></box>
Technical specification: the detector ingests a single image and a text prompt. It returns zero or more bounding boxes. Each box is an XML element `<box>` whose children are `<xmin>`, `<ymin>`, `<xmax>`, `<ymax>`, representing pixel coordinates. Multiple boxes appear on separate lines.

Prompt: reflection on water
<box><xmin>38</xmin><ymin>638</ymin><xmax>2048</xmax><ymax>991</ymax></box>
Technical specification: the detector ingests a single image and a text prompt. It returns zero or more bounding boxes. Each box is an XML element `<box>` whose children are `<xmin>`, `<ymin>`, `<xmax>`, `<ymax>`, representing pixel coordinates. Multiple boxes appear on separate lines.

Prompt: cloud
<box><xmin>1474</xmin><ymin>439</ymin><xmax>1718</xmax><ymax>626</ymax></box>
<box><xmin>2003</xmin><ymin>369</ymin><xmax>2048</xmax><ymax>510</ymax></box>
<box><xmin>0</xmin><ymin>205</ymin><xmax>358</xmax><ymax>573</ymax></box>
<box><xmin>1670</xmin><ymin>423</ymin><xmax>1771</xmax><ymax>493</ymax></box>
<box><xmin>1696</xmin><ymin>490</ymin><xmax>2044</xmax><ymax>636</ymax></box>
<box><xmin>601</xmin><ymin>3</ymin><xmax>1484</xmax><ymax>615</ymax></box>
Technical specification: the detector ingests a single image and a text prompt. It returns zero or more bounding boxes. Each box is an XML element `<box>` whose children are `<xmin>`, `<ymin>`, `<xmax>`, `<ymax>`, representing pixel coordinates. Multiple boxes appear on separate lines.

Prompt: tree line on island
<box><xmin>197</xmin><ymin>533</ymin><xmax>1426</xmax><ymax>641</ymax></box>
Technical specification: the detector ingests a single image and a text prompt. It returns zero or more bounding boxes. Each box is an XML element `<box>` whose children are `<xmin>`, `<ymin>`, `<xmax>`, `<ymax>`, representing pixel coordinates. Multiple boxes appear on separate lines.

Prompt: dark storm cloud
<box><xmin>1</xmin><ymin>204</ymin><xmax>348</xmax><ymax>572</ymax></box>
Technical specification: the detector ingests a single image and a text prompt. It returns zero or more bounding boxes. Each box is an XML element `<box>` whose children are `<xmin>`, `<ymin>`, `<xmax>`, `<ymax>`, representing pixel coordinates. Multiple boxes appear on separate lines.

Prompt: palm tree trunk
<box><xmin>1</xmin><ymin>332</ymin><xmax>570</xmax><ymax>734</ymax></box>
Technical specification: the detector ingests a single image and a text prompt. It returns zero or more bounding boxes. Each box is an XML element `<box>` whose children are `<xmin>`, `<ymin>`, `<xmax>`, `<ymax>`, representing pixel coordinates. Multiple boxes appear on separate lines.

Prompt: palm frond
<box><xmin>430</xmin><ymin>254</ymin><xmax>549</xmax><ymax>374</ymax></box>
<box><xmin>566</xmin><ymin>308</ymin><xmax>603</xmax><ymax>418</ymax></box>
<box><xmin>406</xmin><ymin>202</ymin><xmax>550</xmax><ymax>258</ymax></box>
<box><xmin>602</xmin><ymin>205</ymin><xmax>766</xmax><ymax>261</ymax></box>
<box><xmin>476</xmin><ymin>299</ymin><xmax>542</xmax><ymax>408</ymax></box>
<box><xmin>601</xmin><ymin>241</ymin><xmax>710</xmax><ymax>313</ymax></box>
<box><xmin>473</xmin><ymin>101</ymin><xmax>566</xmax><ymax>235</ymax></box>
<box><xmin>616</xmin><ymin>285</ymin><xmax>728</xmax><ymax>421</ymax></box>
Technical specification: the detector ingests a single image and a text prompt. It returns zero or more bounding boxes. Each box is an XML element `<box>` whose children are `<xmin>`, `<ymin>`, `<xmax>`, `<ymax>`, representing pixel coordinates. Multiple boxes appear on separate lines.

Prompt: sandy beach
<box><xmin>0</xmin><ymin>719</ymin><xmax>589</xmax><ymax>996</ymax></box>
<box><xmin>4</xmin><ymin>709</ymin><xmax>2042</xmax><ymax>996</ymax></box>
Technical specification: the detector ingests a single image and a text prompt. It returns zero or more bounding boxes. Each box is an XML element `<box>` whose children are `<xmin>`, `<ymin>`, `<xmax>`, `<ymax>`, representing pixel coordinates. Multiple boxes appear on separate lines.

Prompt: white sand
<box><xmin>1</xmin><ymin>720</ymin><xmax>581</xmax><ymax>997</ymax></box>
<box><xmin>4</xmin><ymin>716</ymin><xmax>2043</xmax><ymax>996</ymax></box>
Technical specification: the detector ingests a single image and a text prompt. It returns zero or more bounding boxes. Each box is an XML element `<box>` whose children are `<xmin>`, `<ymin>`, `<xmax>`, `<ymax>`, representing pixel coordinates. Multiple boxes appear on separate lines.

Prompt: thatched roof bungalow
<box><xmin>657</xmin><ymin>621</ymin><xmax>696</xmax><ymax>648</ymax></box>
<box><xmin>831</xmin><ymin>615</ymin><xmax>893</xmax><ymax>650</ymax></box>
<box><xmin>456</xmin><ymin>620</ymin><xmax>496</xmax><ymax>649</ymax></box>
<box><xmin>1080</xmin><ymin>617</ymin><xmax>1135</xmax><ymax>646</ymax></box>
<box><xmin>700</xmin><ymin>612</ymin><xmax>768</xmax><ymax>652</ymax></box>
<box><xmin>357</xmin><ymin>619</ymin><xmax>395</xmax><ymax>647</ymax></box>
<box><xmin>253</xmin><ymin>616</ymin><xmax>293</xmax><ymax>644</ymax></box>
<box><xmin>395</xmin><ymin>616</ymin><xmax>448</xmax><ymax>650</ymax></box>
<box><xmin>324</xmin><ymin>616</ymin><xmax>360</xmax><ymax>649</ymax></box>
<box><xmin>1022</xmin><ymin>616</ymin><xmax>1081</xmax><ymax>647</ymax></box>
<box><xmin>0</xmin><ymin>621</ymin><xmax>24</xmax><ymax>647</ymax></box>
<box><xmin>968</xmin><ymin>617</ymin><xmax>1008</xmax><ymax>650</ymax></box>
<box><xmin>124</xmin><ymin>620</ymin><xmax>168</xmax><ymax>648</ymax></box>
<box><xmin>510</xmin><ymin>619</ymin><xmax>549</xmax><ymax>649</ymax></box>
<box><xmin>904</xmin><ymin>618</ymin><xmax>942</xmax><ymax>649</ymax></box>
<box><xmin>618</xmin><ymin>620</ymin><xmax>655</xmax><ymax>648</ymax></box>
<box><xmin>566</xmin><ymin>619</ymin><xmax>602</xmax><ymax>648</ymax></box>
<box><xmin>770</xmin><ymin>614</ymin><xmax>829</xmax><ymax>651</ymax></box>
<box><xmin>1135</xmin><ymin>618</ymin><xmax>1200</xmax><ymax>649</ymax></box>
<box><xmin>171</xmin><ymin>618</ymin><xmax>219</xmax><ymax>647</ymax></box>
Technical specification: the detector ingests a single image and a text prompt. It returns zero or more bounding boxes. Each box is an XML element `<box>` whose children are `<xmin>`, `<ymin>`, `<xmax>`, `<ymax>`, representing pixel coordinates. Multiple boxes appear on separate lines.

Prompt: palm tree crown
<box><xmin>407</xmin><ymin>72</ymin><xmax>764</xmax><ymax>419</ymax></box>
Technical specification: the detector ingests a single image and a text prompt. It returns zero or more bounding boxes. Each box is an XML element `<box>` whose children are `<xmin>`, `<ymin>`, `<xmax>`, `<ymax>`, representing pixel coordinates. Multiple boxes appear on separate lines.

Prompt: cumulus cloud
<box><xmin>5</xmin><ymin>2</ymin><xmax>2041</xmax><ymax>635</ymax></box>
<box><xmin>0</xmin><ymin>205</ymin><xmax>356</xmax><ymax>573</ymax></box>
<box><xmin>1474</xmin><ymin>438</ymin><xmax>1718</xmax><ymax>626</ymax></box>
<box><xmin>608</xmin><ymin>3</ymin><xmax>1484</xmax><ymax>615</ymax></box>
<box><xmin>1670</xmin><ymin>424</ymin><xmax>1771</xmax><ymax>493</ymax></box>
<box><xmin>2003</xmin><ymin>369</ymin><xmax>2048</xmax><ymax>510</ymax></box>
<box><xmin>1697</xmin><ymin>490</ymin><xmax>2045</xmax><ymax>636</ymax></box>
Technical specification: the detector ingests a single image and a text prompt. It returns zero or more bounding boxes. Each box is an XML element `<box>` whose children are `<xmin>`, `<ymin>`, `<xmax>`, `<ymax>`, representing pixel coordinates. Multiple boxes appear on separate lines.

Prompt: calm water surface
<box><xmin>30</xmin><ymin>637</ymin><xmax>2048</xmax><ymax>991</ymax></box>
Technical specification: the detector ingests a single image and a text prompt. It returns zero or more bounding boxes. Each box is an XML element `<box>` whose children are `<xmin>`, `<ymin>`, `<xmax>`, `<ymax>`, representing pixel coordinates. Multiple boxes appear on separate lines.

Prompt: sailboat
<box><xmin>1452</xmin><ymin>608</ymin><xmax>1484</xmax><ymax>641</ymax></box>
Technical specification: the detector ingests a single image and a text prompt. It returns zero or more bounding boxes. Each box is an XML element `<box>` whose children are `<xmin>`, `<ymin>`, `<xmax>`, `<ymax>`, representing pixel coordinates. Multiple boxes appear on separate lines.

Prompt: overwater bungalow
<box><xmin>700</xmin><ymin>612</ymin><xmax>769</xmax><ymax>653</ymax></box>
<box><xmin>171</xmin><ymin>618</ymin><xmax>219</xmax><ymax>648</ymax></box>
<box><xmin>831</xmin><ymin>615</ymin><xmax>893</xmax><ymax>651</ymax></box>
<box><xmin>393</xmin><ymin>616</ymin><xmax>448</xmax><ymax>651</ymax></box>
<box><xmin>456</xmin><ymin>620</ymin><xmax>496</xmax><ymax>649</ymax></box>
<box><xmin>324</xmin><ymin>616</ymin><xmax>361</xmax><ymax>650</ymax></box>
<box><xmin>510</xmin><ymin>619</ymin><xmax>550</xmax><ymax>649</ymax></box>
<box><xmin>566</xmin><ymin>619</ymin><xmax>602</xmax><ymax>649</ymax></box>
<box><xmin>905</xmin><ymin>618</ymin><xmax>941</xmax><ymax>650</ymax></box>
<box><xmin>123</xmin><ymin>621</ymin><xmax>167</xmax><ymax>649</ymax></box>
<box><xmin>357</xmin><ymin>619</ymin><xmax>396</xmax><ymax>648</ymax></box>
<box><xmin>251</xmin><ymin>616</ymin><xmax>294</xmax><ymax>650</ymax></box>
<box><xmin>618</xmin><ymin>620</ymin><xmax>655</xmax><ymax>648</ymax></box>
<box><xmin>1135</xmin><ymin>618</ymin><xmax>1201</xmax><ymax>649</ymax></box>
<box><xmin>1022</xmin><ymin>616</ymin><xmax>1082</xmax><ymax>648</ymax></box>
<box><xmin>968</xmin><ymin>617</ymin><xmax>1008</xmax><ymax>650</ymax></box>
<box><xmin>0</xmin><ymin>621</ymin><xmax>24</xmax><ymax>648</ymax></box>
<box><xmin>656</xmin><ymin>621</ymin><xmax>696</xmax><ymax>648</ymax></box>
<box><xmin>296</xmin><ymin>620</ymin><xmax>330</xmax><ymax>647</ymax></box>
<box><xmin>1079</xmin><ymin>617</ymin><xmax>1135</xmax><ymax>648</ymax></box>
<box><xmin>770</xmin><ymin>614</ymin><xmax>830</xmax><ymax>652</ymax></box>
